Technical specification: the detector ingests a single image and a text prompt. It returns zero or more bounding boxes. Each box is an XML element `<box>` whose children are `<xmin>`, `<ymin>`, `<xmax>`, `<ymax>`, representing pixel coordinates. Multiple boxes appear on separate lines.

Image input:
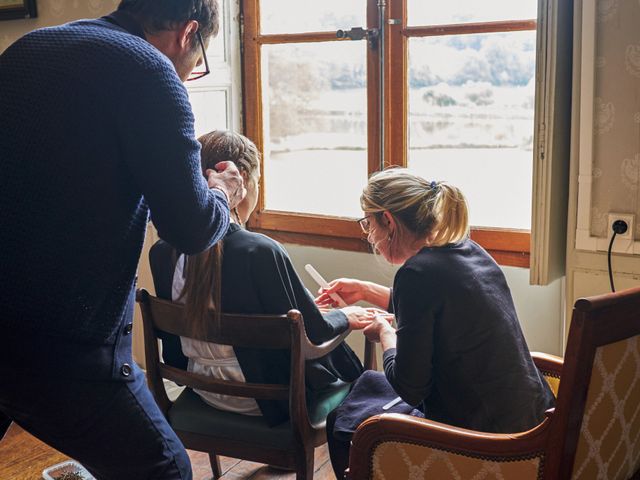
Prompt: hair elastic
<box><xmin>430</xmin><ymin>180</ymin><xmax>438</xmax><ymax>189</ymax></box>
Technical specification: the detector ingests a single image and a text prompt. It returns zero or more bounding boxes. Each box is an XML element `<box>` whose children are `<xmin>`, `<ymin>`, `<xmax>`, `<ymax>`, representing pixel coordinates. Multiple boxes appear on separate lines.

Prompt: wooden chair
<box><xmin>136</xmin><ymin>288</ymin><xmax>374</xmax><ymax>480</ymax></box>
<box><xmin>347</xmin><ymin>286</ymin><xmax>640</xmax><ymax>480</ymax></box>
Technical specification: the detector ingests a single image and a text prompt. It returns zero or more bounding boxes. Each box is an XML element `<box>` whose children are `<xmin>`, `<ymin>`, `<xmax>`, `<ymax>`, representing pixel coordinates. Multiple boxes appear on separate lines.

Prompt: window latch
<box><xmin>336</xmin><ymin>27</ymin><xmax>379</xmax><ymax>47</ymax></box>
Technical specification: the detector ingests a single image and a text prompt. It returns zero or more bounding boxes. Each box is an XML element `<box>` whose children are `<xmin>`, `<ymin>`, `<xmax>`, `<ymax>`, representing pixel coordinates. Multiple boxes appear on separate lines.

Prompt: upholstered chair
<box><xmin>347</xmin><ymin>286</ymin><xmax>640</xmax><ymax>480</ymax></box>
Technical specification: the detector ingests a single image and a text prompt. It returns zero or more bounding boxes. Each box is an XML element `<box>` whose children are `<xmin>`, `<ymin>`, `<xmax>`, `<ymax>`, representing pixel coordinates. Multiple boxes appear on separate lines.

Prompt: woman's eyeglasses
<box><xmin>357</xmin><ymin>215</ymin><xmax>372</xmax><ymax>234</ymax></box>
<box><xmin>187</xmin><ymin>31</ymin><xmax>210</xmax><ymax>81</ymax></box>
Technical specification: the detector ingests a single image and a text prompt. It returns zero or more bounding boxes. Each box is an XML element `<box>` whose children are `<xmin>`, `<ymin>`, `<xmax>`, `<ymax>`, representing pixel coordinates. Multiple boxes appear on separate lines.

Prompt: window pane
<box><xmin>408</xmin><ymin>0</ymin><xmax>537</xmax><ymax>26</ymax></box>
<box><xmin>262</xmin><ymin>42</ymin><xmax>367</xmax><ymax>217</ymax></box>
<box><xmin>260</xmin><ymin>0</ymin><xmax>365</xmax><ymax>35</ymax></box>
<box><xmin>407</xmin><ymin>31</ymin><xmax>536</xmax><ymax>229</ymax></box>
<box><xmin>189</xmin><ymin>90</ymin><xmax>229</xmax><ymax>137</ymax></box>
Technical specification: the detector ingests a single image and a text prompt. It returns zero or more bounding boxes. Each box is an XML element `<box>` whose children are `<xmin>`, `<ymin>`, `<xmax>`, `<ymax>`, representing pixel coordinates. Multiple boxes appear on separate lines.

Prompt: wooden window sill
<box><xmin>248</xmin><ymin>211</ymin><xmax>530</xmax><ymax>268</ymax></box>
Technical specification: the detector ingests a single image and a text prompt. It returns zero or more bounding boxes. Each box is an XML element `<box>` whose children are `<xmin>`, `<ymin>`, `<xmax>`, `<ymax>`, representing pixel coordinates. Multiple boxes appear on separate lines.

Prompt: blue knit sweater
<box><xmin>0</xmin><ymin>16</ymin><xmax>229</xmax><ymax>345</ymax></box>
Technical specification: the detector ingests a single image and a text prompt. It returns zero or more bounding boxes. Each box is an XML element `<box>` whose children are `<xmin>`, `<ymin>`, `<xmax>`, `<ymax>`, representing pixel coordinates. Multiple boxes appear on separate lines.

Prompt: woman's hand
<box><xmin>363</xmin><ymin>315</ymin><xmax>397</xmax><ymax>348</ymax></box>
<box><xmin>315</xmin><ymin>279</ymin><xmax>392</xmax><ymax>310</ymax></box>
<box><xmin>340</xmin><ymin>306</ymin><xmax>375</xmax><ymax>330</ymax></box>
<box><xmin>315</xmin><ymin>278</ymin><xmax>370</xmax><ymax>307</ymax></box>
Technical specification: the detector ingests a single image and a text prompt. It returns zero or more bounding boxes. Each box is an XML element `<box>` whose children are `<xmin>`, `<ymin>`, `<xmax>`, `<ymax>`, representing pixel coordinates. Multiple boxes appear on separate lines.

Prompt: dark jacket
<box><xmin>150</xmin><ymin>225</ymin><xmax>363</xmax><ymax>426</ymax></box>
<box><xmin>383</xmin><ymin>239</ymin><xmax>555</xmax><ymax>433</ymax></box>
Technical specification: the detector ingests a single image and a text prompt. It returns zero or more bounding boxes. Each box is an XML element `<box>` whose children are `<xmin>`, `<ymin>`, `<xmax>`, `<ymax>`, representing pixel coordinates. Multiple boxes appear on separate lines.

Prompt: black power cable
<box><xmin>608</xmin><ymin>220</ymin><xmax>629</xmax><ymax>292</ymax></box>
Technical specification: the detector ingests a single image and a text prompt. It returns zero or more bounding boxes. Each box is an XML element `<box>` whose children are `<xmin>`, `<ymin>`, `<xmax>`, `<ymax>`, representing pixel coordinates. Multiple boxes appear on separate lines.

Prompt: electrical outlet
<box><xmin>608</xmin><ymin>213</ymin><xmax>635</xmax><ymax>241</ymax></box>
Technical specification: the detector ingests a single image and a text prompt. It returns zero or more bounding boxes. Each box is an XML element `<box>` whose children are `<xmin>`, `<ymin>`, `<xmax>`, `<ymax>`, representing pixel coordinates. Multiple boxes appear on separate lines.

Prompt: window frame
<box><xmin>242</xmin><ymin>0</ymin><xmax>536</xmax><ymax>268</ymax></box>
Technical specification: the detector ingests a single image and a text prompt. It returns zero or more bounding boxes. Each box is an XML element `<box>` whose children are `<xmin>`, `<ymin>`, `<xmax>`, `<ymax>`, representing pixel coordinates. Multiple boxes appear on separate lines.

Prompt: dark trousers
<box><xmin>0</xmin><ymin>363</ymin><xmax>191</xmax><ymax>480</ymax></box>
<box><xmin>326</xmin><ymin>409</ymin><xmax>352</xmax><ymax>480</ymax></box>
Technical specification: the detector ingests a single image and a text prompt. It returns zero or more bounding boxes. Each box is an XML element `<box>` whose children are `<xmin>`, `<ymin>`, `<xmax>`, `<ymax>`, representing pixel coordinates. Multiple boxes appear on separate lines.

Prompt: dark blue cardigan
<box><xmin>0</xmin><ymin>14</ymin><xmax>229</xmax><ymax>375</ymax></box>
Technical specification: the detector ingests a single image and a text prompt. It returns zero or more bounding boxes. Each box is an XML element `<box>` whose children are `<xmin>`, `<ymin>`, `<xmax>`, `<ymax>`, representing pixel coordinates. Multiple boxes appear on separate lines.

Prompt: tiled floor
<box><xmin>189</xmin><ymin>447</ymin><xmax>336</xmax><ymax>480</ymax></box>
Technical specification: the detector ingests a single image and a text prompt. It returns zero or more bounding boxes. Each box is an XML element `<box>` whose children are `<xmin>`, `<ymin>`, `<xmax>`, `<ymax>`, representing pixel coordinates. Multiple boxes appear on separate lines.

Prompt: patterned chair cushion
<box><xmin>571</xmin><ymin>336</ymin><xmax>640</xmax><ymax>480</ymax></box>
<box><xmin>543</xmin><ymin>374</ymin><xmax>560</xmax><ymax>398</ymax></box>
<box><xmin>371</xmin><ymin>442</ymin><xmax>542</xmax><ymax>480</ymax></box>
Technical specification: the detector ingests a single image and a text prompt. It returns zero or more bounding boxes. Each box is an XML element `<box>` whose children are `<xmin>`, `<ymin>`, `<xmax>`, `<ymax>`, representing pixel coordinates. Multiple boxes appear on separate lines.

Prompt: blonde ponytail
<box><xmin>428</xmin><ymin>182</ymin><xmax>469</xmax><ymax>247</ymax></box>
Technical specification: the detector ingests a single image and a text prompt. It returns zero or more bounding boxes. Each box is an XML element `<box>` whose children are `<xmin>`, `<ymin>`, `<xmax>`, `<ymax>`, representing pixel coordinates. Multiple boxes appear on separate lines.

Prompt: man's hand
<box><xmin>206</xmin><ymin>161</ymin><xmax>246</xmax><ymax>209</ymax></box>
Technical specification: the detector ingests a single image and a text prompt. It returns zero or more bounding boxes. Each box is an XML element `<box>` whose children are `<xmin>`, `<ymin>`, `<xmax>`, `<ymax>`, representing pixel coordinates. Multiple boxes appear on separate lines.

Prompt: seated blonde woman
<box><xmin>315</xmin><ymin>169</ymin><xmax>556</xmax><ymax>476</ymax></box>
<box><xmin>149</xmin><ymin>131</ymin><xmax>374</xmax><ymax>426</ymax></box>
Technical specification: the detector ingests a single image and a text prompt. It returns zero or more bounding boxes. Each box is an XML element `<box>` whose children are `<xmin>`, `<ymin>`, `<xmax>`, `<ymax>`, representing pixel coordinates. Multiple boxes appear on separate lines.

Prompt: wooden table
<box><xmin>0</xmin><ymin>423</ymin><xmax>69</xmax><ymax>480</ymax></box>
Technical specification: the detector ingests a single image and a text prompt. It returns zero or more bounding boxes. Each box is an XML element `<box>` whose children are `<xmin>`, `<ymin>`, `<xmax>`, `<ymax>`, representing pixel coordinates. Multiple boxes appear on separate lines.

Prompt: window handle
<box><xmin>336</xmin><ymin>27</ymin><xmax>379</xmax><ymax>47</ymax></box>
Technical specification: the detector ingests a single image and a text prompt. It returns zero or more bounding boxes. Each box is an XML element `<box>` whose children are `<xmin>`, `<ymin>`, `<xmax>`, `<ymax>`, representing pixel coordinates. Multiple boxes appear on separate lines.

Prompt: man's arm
<box><xmin>117</xmin><ymin>61</ymin><xmax>235</xmax><ymax>254</ymax></box>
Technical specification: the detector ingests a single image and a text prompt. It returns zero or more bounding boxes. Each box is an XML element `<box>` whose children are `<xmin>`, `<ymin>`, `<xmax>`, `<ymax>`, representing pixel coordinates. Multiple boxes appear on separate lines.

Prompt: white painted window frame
<box><xmin>186</xmin><ymin>0</ymin><xmax>243</xmax><ymax>133</ymax></box>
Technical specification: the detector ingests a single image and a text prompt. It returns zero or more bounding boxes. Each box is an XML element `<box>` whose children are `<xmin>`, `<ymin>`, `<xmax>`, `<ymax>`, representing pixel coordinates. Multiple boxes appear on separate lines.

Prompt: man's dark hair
<box><xmin>118</xmin><ymin>0</ymin><xmax>219</xmax><ymax>40</ymax></box>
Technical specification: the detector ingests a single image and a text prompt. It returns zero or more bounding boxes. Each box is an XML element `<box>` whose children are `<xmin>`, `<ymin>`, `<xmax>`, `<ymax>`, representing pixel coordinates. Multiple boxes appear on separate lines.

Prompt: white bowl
<box><xmin>42</xmin><ymin>460</ymin><xmax>95</xmax><ymax>480</ymax></box>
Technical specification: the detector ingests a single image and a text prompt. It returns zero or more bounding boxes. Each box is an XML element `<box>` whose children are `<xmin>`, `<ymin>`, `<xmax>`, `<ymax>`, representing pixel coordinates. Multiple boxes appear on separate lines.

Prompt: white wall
<box><xmin>285</xmin><ymin>244</ymin><xmax>565</xmax><ymax>357</ymax></box>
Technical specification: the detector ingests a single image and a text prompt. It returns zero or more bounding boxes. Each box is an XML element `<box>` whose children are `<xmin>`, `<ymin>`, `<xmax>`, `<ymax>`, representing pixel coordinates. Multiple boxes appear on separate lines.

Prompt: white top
<box><xmin>172</xmin><ymin>254</ymin><xmax>261</xmax><ymax>415</ymax></box>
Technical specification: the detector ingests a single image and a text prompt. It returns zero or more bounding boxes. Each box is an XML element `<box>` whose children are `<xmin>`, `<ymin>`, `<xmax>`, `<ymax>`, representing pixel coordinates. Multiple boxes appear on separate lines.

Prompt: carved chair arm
<box><xmin>301</xmin><ymin>329</ymin><xmax>351</xmax><ymax>360</ymax></box>
<box><xmin>531</xmin><ymin>352</ymin><xmax>563</xmax><ymax>378</ymax></box>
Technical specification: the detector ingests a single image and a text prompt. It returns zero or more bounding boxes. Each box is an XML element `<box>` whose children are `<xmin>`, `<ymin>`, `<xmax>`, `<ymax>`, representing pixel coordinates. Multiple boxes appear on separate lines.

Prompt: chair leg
<box><xmin>295</xmin><ymin>447</ymin><xmax>315</xmax><ymax>480</ymax></box>
<box><xmin>208</xmin><ymin>453</ymin><xmax>222</xmax><ymax>480</ymax></box>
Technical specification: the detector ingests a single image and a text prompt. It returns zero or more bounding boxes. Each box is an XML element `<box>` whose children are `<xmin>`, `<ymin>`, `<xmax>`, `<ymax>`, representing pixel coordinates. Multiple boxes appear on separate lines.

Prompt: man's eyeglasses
<box><xmin>357</xmin><ymin>215</ymin><xmax>373</xmax><ymax>234</ymax></box>
<box><xmin>187</xmin><ymin>31</ymin><xmax>210</xmax><ymax>81</ymax></box>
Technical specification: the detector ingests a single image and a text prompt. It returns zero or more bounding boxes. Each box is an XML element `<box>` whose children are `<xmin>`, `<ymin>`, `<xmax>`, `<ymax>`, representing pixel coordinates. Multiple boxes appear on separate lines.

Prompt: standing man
<box><xmin>0</xmin><ymin>1</ymin><xmax>241</xmax><ymax>478</ymax></box>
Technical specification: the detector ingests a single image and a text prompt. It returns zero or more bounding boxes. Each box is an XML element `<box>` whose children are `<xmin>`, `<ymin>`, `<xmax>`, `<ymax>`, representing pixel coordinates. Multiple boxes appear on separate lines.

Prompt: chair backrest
<box><xmin>136</xmin><ymin>288</ymin><xmax>348</xmax><ymax>425</ymax></box>
<box><xmin>545</xmin><ymin>286</ymin><xmax>640</xmax><ymax>479</ymax></box>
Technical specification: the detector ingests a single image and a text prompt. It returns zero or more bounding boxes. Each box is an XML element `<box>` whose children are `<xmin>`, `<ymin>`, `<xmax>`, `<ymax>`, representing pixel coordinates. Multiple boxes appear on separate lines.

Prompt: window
<box><xmin>243</xmin><ymin>0</ymin><xmax>538</xmax><ymax>266</ymax></box>
<box><xmin>187</xmin><ymin>0</ymin><xmax>242</xmax><ymax>135</ymax></box>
